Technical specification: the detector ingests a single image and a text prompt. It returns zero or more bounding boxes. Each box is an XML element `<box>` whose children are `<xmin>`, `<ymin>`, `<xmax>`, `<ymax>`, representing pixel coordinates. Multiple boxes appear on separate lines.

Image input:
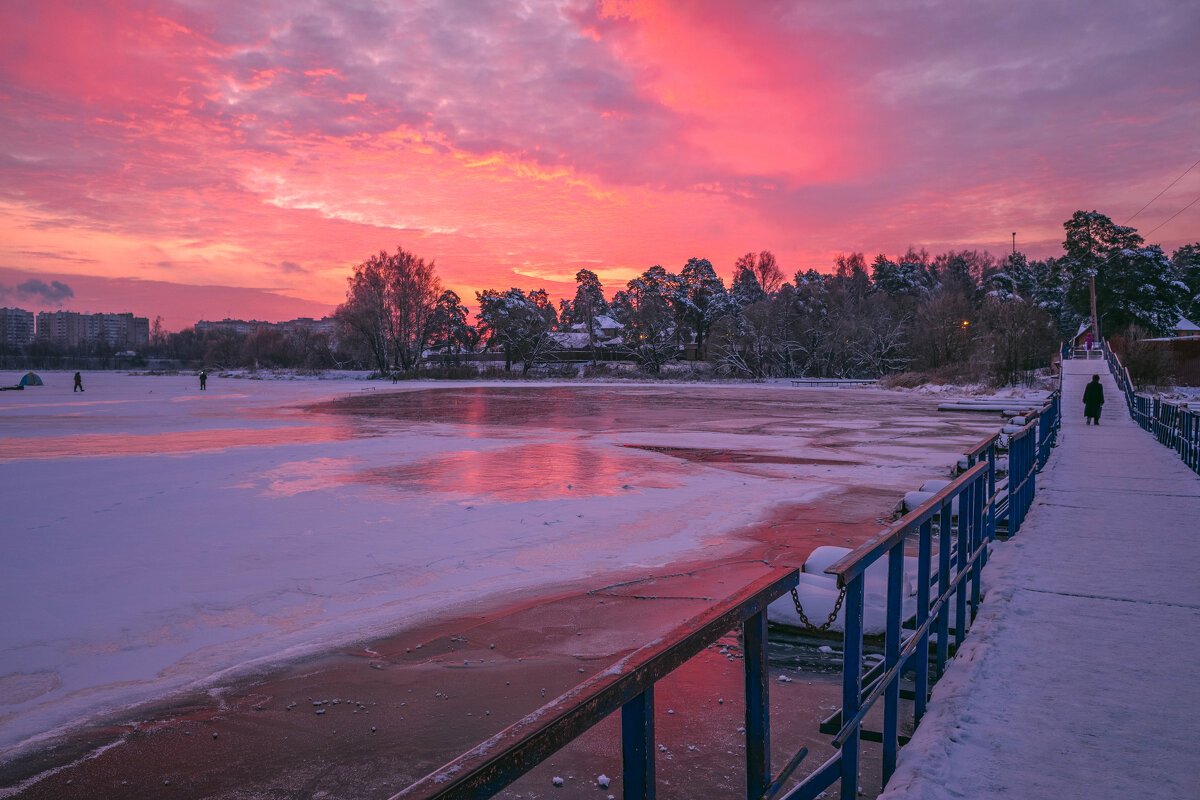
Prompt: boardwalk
<box><xmin>880</xmin><ymin>358</ymin><xmax>1200</xmax><ymax>799</ymax></box>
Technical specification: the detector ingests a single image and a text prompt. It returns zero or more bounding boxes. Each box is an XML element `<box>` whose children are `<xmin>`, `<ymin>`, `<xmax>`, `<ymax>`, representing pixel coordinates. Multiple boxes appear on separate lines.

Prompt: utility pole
<box><xmin>1012</xmin><ymin>232</ymin><xmax>1016</xmax><ymax>255</ymax></box>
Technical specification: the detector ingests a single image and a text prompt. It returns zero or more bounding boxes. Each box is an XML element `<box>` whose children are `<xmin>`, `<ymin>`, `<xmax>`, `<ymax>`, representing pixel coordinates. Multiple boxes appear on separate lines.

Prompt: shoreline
<box><xmin>0</xmin><ymin>485</ymin><xmax>897</xmax><ymax>799</ymax></box>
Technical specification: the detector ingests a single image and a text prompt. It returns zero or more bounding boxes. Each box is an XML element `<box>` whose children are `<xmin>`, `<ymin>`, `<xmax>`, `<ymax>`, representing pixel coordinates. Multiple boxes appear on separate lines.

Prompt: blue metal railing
<box><xmin>782</xmin><ymin>392</ymin><xmax>1061</xmax><ymax>800</ymax></box>
<box><xmin>1101</xmin><ymin>340</ymin><xmax>1200</xmax><ymax>475</ymax></box>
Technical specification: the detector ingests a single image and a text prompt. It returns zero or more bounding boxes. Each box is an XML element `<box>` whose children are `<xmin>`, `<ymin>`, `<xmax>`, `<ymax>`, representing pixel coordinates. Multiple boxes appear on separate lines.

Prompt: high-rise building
<box><xmin>0</xmin><ymin>307</ymin><xmax>36</xmax><ymax>348</ymax></box>
<box><xmin>35</xmin><ymin>310</ymin><xmax>151</xmax><ymax>348</ymax></box>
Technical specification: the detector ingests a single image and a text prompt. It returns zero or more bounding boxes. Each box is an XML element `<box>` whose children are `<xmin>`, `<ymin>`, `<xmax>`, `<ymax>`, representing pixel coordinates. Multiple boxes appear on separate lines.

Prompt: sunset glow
<box><xmin>2</xmin><ymin>0</ymin><xmax>1197</xmax><ymax>329</ymax></box>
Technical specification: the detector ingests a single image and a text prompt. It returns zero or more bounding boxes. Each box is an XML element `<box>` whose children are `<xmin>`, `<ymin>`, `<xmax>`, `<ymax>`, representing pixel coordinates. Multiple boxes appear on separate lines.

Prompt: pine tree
<box><xmin>1173</xmin><ymin>243</ymin><xmax>1200</xmax><ymax>322</ymax></box>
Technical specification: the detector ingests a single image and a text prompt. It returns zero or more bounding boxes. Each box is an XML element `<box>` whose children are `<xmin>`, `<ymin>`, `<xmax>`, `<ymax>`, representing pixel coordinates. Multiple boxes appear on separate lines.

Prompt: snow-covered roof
<box><xmin>549</xmin><ymin>331</ymin><xmax>590</xmax><ymax>348</ymax></box>
<box><xmin>1173</xmin><ymin>316</ymin><xmax>1199</xmax><ymax>332</ymax></box>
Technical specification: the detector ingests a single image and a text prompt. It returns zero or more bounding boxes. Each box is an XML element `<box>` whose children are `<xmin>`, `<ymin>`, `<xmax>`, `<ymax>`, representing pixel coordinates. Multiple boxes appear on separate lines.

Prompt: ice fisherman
<box><xmin>199</xmin><ymin>370</ymin><xmax>207</xmax><ymax>390</ymax></box>
<box><xmin>73</xmin><ymin>372</ymin><xmax>84</xmax><ymax>392</ymax></box>
<box><xmin>1083</xmin><ymin>374</ymin><xmax>1104</xmax><ymax>425</ymax></box>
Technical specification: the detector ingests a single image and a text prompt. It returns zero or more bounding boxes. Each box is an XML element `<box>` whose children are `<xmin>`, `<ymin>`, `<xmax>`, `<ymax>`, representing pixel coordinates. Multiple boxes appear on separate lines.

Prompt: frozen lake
<box><xmin>0</xmin><ymin>372</ymin><xmax>998</xmax><ymax>765</ymax></box>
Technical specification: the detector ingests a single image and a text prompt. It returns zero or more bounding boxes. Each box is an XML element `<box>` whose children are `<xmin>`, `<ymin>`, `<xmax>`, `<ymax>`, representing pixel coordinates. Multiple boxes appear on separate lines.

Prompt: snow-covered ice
<box><xmin>0</xmin><ymin>371</ymin><xmax>995</xmax><ymax>765</ymax></box>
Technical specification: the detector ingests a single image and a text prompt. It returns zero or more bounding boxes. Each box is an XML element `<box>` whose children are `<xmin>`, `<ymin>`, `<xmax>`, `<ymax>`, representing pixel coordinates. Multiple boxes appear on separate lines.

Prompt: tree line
<box><xmin>330</xmin><ymin>210</ymin><xmax>1200</xmax><ymax>384</ymax></box>
<box><xmin>12</xmin><ymin>209</ymin><xmax>1191</xmax><ymax>381</ymax></box>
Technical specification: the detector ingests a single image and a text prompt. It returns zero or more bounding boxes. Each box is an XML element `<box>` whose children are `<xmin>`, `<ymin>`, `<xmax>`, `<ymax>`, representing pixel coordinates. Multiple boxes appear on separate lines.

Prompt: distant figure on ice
<box><xmin>199</xmin><ymin>370</ymin><xmax>207</xmax><ymax>390</ymax></box>
<box><xmin>73</xmin><ymin>372</ymin><xmax>84</xmax><ymax>392</ymax></box>
<box><xmin>1085</xmin><ymin>332</ymin><xmax>1094</xmax><ymax>351</ymax></box>
<box><xmin>1083</xmin><ymin>374</ymin><xmax>1104</xmax><ymax>425</ymax></box>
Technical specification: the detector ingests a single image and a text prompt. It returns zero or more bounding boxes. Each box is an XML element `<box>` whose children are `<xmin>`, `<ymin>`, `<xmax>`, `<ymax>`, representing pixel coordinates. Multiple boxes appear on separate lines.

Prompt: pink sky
<box><xmin>1</xmin><ymin>0</ymin><xmax>1197</xmax><ymax>330</ymax></box>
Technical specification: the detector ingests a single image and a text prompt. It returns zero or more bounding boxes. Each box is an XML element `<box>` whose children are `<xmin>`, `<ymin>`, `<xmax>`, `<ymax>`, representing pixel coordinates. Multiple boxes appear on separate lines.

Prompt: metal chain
<box><xmin>789</xmin><ymin>584</ymin><xmax>847</xmax><ymax>632</ymax></box>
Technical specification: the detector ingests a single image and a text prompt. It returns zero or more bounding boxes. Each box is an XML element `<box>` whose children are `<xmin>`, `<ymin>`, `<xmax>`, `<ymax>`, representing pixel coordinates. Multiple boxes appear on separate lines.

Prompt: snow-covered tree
<box><xmin>565</xmin><ymin>269</ymin><xmax>609</xmax><ymax>359</ymax></box>
<box><xmin>871</xmin><ymin>254</ymin><xmax>930</xmax><ymax>299</ymax></box>
<box><xmin>1102</xmin><ymin>245</ymin><xmax>1184</xmax><ymax>335</ymax></box>
<box><xmin>611</xmin><ymin>266</ymin><xmax>679</xmax><ymax>373</ymax></box>
<box><xmin>1062</xmin><ymin>210</ymin><xmax>1143</xmax><ymax>335</ymax></box>
<box><xmin>675</xmin><ymin>257</ymin><xmax>732</xmax><ymax>355</ymax></box>
<box><xmin>1172</xmin><ymin>243</ymin><xmax>1200</xmax><ymax>322</ymax></box>
<box><xmin>730</xmin><ymin>265</ymin><xmax>767</xmax><ymax>309</ymax></box>
<box><xmin>475</xmin><ymin>287</ymin><xmax>556</xmax><ymax>373</ymax></box>
<box><xmin>426</xmin><ymin>290</ymin><xmax>476</xmax><ymax>361</ymax></box>
<box><xmin>983</xmin><ymin>252</ymin><xmax>1037</xmax><ymax>300</ymax></box>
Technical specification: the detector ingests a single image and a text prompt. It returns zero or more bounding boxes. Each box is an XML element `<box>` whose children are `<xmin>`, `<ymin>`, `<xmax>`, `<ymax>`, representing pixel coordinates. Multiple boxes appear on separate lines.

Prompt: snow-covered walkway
<box><xmin>880</xmin><ymin>358</ymin><xmax>1200</xmax><ymax>799</ymax></box>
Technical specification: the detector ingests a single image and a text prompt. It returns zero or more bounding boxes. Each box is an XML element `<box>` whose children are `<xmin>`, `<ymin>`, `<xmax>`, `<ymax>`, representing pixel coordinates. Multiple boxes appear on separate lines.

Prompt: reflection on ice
<box><xmin>357</xmin><ymin>442</ymin><xmax>684</xmax><ymax>501</ymax></box>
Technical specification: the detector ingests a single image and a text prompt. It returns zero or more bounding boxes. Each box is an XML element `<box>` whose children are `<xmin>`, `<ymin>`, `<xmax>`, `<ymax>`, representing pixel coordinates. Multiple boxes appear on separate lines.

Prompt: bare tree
<box><xmin>335</xmin><ymin>246</ymin><xmax>441</xmax><ymax>376</ymax></box>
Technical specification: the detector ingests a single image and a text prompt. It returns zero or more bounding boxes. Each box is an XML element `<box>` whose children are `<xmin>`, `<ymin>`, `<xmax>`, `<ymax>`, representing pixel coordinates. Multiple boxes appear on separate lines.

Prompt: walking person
<box><xmin>1083</xmin><ymin>374</ymin><xmax>1104</xmax><ymax>425</ymax></box>
<box><xmin>199</xmin><ymin>370</ymin><xmax>207</xmax><ymax>390</ymax></box>
<box><xmin>73</xmin><ymin>371</ymin><xmax>84</xmax><ymax>392</ymax></box>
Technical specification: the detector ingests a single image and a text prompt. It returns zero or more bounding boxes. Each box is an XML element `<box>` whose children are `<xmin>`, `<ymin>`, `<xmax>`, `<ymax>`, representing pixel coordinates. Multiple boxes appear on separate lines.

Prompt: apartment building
<box><xmin>35</xmin><ymin>310</ymin><xmax>151</xmax><ymax>348</ymax></box>
<box><xmin>0</xmin><ymin>307</ymin><xmax>36</xmax><ymax>348</ymax></box>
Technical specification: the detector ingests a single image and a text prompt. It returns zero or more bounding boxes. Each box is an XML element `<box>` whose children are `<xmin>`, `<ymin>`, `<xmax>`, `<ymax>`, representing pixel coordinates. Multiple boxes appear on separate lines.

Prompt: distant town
<box><xmin>0</xmin><ymin>307</ymin><xmax>335</xmax><ymax>351</ymax></box>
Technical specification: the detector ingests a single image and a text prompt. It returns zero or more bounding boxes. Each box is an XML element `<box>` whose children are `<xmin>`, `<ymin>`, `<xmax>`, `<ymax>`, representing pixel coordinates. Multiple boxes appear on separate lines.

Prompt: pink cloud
<box><xmin>0</xmin><ymin>0</ymin><xmax>1196</xmax><ymax>327</ymax></box>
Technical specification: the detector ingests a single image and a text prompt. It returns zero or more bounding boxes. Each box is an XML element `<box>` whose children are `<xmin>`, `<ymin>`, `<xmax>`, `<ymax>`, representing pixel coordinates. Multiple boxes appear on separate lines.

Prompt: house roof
<box><xmin>1174</xmin><ymin>316</ymin><xmax>1199</xmax><ymax>332</ymax></box>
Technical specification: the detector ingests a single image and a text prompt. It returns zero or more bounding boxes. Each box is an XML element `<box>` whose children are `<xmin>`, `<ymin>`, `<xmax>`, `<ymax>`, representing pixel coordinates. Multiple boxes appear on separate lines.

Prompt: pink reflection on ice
<box><xmin>357</xmin><ymin>442</ymin><xmax>684</xmax><ymax>502</ymax></box>
<box><xmin>0</xmin><ymin>426</ymin><xmax>351</xmax><ymax>461</ymax></box>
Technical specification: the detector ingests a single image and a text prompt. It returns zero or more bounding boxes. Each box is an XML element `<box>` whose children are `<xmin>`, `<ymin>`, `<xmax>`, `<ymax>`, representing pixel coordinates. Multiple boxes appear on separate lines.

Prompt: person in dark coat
<box><xmin>73</xmin><ymin>372</ymin><xmax>84</xmax><ymax>392</ymax></box>
<box><xmin>199</xmin><ymin>370</ymin><xmax>207</xmax><ymax>390</ymax></box>
<box><xmin>1083</xmin><ymin>374</ymin><xmax>1104</xmax><ymax>425</ymax></box>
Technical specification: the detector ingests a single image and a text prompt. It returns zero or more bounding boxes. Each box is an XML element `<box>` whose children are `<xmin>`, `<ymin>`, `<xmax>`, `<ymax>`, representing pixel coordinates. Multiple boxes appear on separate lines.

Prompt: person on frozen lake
<box><xmin>73</xmin><ymin>372</ymin><xmax>83</xmax><ymax>392</ymax></box>
<box><xmin>1083</xmin><ymin>374</ymin><xmax>1104</xmax><ymax>425</ymax></box>
<box><xmin>199</xmin><ymin>370</ymin><xmax>207</xmax><ymax>390</ymax></box>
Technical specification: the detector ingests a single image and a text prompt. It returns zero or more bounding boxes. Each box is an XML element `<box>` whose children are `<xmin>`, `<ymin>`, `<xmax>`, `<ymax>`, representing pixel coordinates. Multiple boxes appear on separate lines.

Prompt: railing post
<box><xmin>1027</xmin><ymin>428</ymin><xmax>1037</xmax><ymax>517</ymax></box>
<box><xmin>914</xmin><ymin>518</ymin><xmax>933</xmax><ymax>723</ymax></box>
<box><xmin>882</xmin><ymin>543</ymin><xmax>904</xmax><ymax>784</ymax></box>
<box><xmin>743</xmin><ymin>610</ymin><xmax>770</xmax><ymax>800</ymax></box>
<box><xmin>969</xmin><ymin>473</ymin><xmax>984</xmax><ymax>621</ymax></box>
<box><xmin>955</xmin><ymin>481</ymin><xmax>970</xmax><ymax>650</ymax></box>
<box><xmin>936</xmin><ymin>502</ymin><xmax>952</xmax><ymax>676</ymax></box>
<box><xmin>1007</xmin><ymin>437</ymin><xmax>1020</xmax><ymax>536</ymax></box>
<box><xmin>839</xmin><ymin>576</ymin><xmax>864</xmax><ymax>800</ymax></box>
<box><xmin>622</xmin><ymin>688</ymin><xmax>655</xmax><ymax>800</ymax></box>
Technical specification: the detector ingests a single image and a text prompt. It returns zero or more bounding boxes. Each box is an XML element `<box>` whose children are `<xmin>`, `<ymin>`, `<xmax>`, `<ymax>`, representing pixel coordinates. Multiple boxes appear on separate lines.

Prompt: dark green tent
<box><xmin>18</xmin><ymin>372</ymin><xmax>43</xmax><ymax>386</ymax></box>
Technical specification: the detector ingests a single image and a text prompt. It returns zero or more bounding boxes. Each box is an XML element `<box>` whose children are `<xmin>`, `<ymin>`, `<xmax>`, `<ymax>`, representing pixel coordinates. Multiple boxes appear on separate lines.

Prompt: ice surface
<box><xmin>0</xmin><ymin>371</ymin><xmax>993</xmax><ymax>762</ymax></box>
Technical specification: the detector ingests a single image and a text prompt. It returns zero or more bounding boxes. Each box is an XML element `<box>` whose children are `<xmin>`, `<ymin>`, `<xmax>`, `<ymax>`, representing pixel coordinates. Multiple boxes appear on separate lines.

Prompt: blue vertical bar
<box><xmin>914</xmin><ymin>518</ymin><xmax>932</xmax><ymax>722</ymax></box>
<box><xmin>622</xmin><ymin>687</ymin><xmax>655</xmax><ymax>800</ymax></box>
<box><xmin>955</xmin><ymin>482</ymin><xmax>970</xmax><ymax>649</ymax></box>
<box><xmin>882</xmin><ymin>543</ymin><xmax>903</xmax><ymax>784</ymax></box>
<box><xmin>985</xmin><ymin>444</ymin><xmax>997</xmax><ymax>544</ymax></box>
<box><xmin>840</xmin><ymin>578</ymin><xmax>864</xmax><ymax>800</ymax></box>
<box><xmin>1007</xmin><ymin>436</ymin><xmax>1019</xmax><ymax>536</ymax></box>
<box><xmin>1029</xmin><ymin>427</ymin><xmax>1038</xmax><ymax>514</ymax></box>
<box><xmin>936</xmin><ymin>503</ymin><xmax>951</xmax><ymax>677</ymax></box>
<box><xmin>743</xmin><ymin>610</ymin><xmax>770</xmax><ymax>800</ymax></box>
<box><xmin>970</xmin><ymin>473</ymin><xmax>983</xmax><ymax>620</ymax></box>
